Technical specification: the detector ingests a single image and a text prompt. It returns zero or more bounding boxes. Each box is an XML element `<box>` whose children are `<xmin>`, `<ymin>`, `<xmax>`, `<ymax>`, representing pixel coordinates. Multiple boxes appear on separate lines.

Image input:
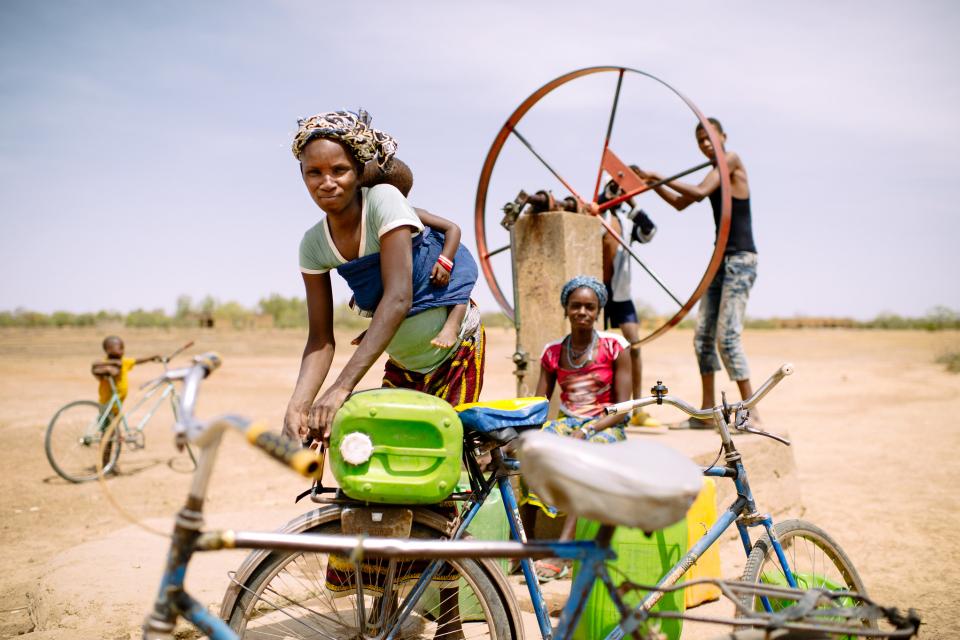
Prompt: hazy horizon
<box><xmin>2</xmin><ymin>291</ymin><xmax>957</xmax><ymax>323</ymax></box>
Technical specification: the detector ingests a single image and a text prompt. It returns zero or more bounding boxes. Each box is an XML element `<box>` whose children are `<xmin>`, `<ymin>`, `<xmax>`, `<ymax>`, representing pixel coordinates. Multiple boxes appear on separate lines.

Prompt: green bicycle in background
<box><xmin>44</xmin><ymin>341</ymin><xmax>197</xmax><ymax>483</ymax></box>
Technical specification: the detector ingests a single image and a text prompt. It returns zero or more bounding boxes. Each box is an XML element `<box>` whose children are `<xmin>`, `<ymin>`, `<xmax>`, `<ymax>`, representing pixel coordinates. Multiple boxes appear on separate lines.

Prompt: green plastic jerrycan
<box><xmin>756</xmin><ymin>571</ymin><xmax>853</xmax><ymax>610</ymax></box>
<box><xmin>573</xmin><ymin>517</ymin><xmax>688</xmax><ymax>640</ymax></box>
<box><xmin>457</xmin><ymin>472</ymin><xmax>511</xmax><ymax>573</ymax></box>
<box><xmin>330</xmin><ymin>388</ymin><xmax>463</xmax><ymax>505</ymax></box>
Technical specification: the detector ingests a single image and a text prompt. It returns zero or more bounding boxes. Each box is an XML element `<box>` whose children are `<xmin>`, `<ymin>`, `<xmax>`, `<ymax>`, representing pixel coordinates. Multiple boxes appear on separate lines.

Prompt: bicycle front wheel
<box><xmin>739</xmin><ymin>519</ymin><xmax>875</xmax><ymax>630</ymax></box>
<box><xmin>44</xmin><ymin>400</ymin><xmax>122</xmax><ymax>483</ymax></box>
<box><xmin>227</xmin><ymin>518</ymin><xmax>518</xmax><ymax>640</ymax></box>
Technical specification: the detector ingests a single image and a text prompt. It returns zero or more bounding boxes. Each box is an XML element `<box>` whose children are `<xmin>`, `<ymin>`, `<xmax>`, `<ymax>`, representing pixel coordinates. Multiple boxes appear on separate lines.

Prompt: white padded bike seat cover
<box><xmin>518</xmin><ymin>430</ymin><xmax>702</xmax><ymax>531</ymax></box>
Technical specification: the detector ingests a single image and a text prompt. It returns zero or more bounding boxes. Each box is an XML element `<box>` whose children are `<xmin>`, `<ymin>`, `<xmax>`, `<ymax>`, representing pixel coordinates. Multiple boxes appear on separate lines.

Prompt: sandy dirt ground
<box><xmin>0</xmin><ymin>326</ymin><xmax>957</xmax><ymax>638</ymax></box>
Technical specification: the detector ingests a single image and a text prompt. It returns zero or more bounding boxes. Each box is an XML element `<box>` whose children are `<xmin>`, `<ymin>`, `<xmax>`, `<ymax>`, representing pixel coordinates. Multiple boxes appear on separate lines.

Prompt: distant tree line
<box><xmin>0</xmin><ymin>294</ymin><xmax>310</xmax><ymax>329</ymax></box>
<box><xmin>1</xmin><ymin>299</ymin><xmax>958</xmax><ymax>332</ymax></box>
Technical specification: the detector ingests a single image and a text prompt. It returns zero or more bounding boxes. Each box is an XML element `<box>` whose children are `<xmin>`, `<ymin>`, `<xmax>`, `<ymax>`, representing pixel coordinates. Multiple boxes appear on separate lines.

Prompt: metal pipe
<box><xmin>597</xmin><ymin>159</ymin><xmax>713</xmax><ymax>212</ymax></box>
<box><xmin>226</xmin><ymin>530</ymin><xmax>590</xmax><ymax>560</ymax></box>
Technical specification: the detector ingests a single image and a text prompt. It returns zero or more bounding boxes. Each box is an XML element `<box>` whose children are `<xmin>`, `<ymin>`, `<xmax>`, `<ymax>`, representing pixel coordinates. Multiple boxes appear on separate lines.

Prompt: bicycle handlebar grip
<box><xmin>604</xmin><ymin>400</ymin><xmax>635</xmax><ymax>415</ymax></box>
<box><xmin>246</xmin><ymin>423</ymin><xmax>322</xmax><ymax>479</ymax></box>
<box><xmin>779</xmin><ymin>363</ymin><xmax>794</xmax><ymax>377</ymax></box>
<box><xmin>195</xmin><ymin>352</ymin><xmax>222</xmax><ymax>376</ymax></box>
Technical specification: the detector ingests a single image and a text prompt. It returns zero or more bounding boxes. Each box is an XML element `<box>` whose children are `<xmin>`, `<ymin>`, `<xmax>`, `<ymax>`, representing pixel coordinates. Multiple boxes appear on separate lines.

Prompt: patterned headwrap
<box><xmin>291</xmin><ymin>109</ymin><xmax>398</xmax><ymax>169</ymax></box>
<box><xmin>560</xmin><ymin>275</ymin><xmax>608</xmax><ymax>308</ymax></box>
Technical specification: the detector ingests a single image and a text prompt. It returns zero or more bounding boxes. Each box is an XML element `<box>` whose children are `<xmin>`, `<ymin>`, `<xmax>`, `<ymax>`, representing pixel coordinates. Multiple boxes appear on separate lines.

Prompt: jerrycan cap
<box><xmin>340</xmin><ymin>432</ymin><xmax>374</xmax><ymax>465</ymax></box>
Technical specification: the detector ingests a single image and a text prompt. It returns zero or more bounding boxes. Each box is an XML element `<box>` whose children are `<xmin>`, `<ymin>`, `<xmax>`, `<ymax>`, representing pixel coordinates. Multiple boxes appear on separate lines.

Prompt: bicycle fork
<box><xmin>143</xmin><ymin>442</ymin><xmax>236</xmax><ymax>639</ymax></box>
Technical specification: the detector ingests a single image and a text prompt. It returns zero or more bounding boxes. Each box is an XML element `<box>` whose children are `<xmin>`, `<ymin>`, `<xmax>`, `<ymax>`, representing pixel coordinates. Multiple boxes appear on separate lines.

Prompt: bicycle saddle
<box><xmin>456</xmin><ymin>397</ymin><xmax>549</xmax><ymax>446</ymax></box>
<box><xmin>518</xmin><ymin>430</ymin><xmax>702</xmax><ymax>532</ymax></box>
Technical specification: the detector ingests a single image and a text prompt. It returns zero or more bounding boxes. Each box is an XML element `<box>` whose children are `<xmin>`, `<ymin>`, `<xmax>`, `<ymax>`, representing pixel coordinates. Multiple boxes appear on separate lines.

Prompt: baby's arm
<box><xmin>414</xmin><ymin>207</ymin><xmax>461</xmax><ymax>286</ymax></box>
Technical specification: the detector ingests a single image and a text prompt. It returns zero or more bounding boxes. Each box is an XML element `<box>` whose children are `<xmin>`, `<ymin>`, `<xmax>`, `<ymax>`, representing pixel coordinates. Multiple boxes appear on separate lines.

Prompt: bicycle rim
<box><xmin>228</xmin><ymin>519</ymin><xmax>516</xmax><ymax>640</ymax></box>
<box><xmin>739</xmin><ymin>519</ymin><xmax>875</xmax><ymax>632</ymax></box>
<box><xmin>45</xmin><ymin>401</ymin><xmax>122</xmax><ymax>483</ymax></box>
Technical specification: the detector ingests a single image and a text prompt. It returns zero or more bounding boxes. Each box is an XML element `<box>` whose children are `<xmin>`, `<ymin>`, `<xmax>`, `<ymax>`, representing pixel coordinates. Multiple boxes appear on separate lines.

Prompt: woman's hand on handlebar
<box><xmin>282</xmin><ymin>405</ymin><xmax>310</xmax><ymax>442</ymax></box>
<box><xmin>308</xmin><ymin>385</ymin><xmax>352</xmax><ymax>443</ymax></box>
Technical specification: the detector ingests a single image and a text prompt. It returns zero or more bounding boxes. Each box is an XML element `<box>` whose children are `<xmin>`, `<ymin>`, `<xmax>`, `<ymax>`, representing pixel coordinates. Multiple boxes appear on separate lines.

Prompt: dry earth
<box><xmin>0</xmin><ymin>327</ymin><xmax>957</xmax><ymax>638</ymax></box>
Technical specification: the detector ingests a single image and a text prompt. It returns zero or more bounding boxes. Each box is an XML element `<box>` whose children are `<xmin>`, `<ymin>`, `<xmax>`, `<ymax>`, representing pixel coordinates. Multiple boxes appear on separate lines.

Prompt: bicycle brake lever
<box><xmin>735</xmin><ymin>412</ymin><xmax>792</xmax><ymax>446</ymax></box>
<box><xmin>737</xmin><ymin>424</ymin><xmax>790</xmax><ymax>447</ymax></box>
<box><xmin>720</xmin><ymin>391</ymin><xmax>731</xmax><ymax>424</ymax></box>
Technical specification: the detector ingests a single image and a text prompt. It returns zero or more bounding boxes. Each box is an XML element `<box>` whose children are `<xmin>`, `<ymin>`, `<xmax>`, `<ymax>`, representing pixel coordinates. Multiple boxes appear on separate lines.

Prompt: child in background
<box><xmin>97</xmin><ymin>336</ymin><xmax>160</xmax><ymax>409</ymax></box>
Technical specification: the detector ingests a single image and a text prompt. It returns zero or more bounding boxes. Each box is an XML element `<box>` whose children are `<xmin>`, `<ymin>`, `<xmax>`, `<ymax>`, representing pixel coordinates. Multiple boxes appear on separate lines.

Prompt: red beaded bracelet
<box><xmin>436</xmin><ymin>255</ymin><xmax>454</xmax><ymax>272</ymax></box>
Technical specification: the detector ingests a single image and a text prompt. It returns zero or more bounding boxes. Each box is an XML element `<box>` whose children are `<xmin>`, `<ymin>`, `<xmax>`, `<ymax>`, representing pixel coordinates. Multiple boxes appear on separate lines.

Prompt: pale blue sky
<box><xmin>1</xmin><ymin>1</ymin><xmax>958</xmax><ymax>319</ymax></box>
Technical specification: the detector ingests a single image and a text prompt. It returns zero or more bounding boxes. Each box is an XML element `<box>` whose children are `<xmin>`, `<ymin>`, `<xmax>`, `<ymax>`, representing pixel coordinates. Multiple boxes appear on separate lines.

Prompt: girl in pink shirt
<box><xmin>521</xmin><ymin>276</ymin><xmax>633</xmax><ymax>582</ymax></box>
<box><xmin>535</xmin><ymin>275</ymin><xmax>632</xmax><ymax>440</ymax></box>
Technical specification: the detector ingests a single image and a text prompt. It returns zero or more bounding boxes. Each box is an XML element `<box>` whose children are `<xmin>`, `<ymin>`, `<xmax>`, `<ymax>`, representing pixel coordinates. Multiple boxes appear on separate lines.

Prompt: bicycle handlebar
<box><xmin>162</xmin><ymin>340</ymin><xmax>195</xmax><ymax>364</ymax></box>
<box><xmin>159</xmin><ymin>353</ymin><xmax>322</xmax><ymax>479</ymax></box>
<box><xmin>605</xmin><ymin>363</ymin><xmax>794</xmax><ymax>419</ymax></box>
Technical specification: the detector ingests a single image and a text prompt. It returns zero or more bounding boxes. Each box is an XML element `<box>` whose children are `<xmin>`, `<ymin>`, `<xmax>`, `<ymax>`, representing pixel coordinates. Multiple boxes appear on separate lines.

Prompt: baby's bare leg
<box><xmin>431</xmin><ymin>304</ymin><xmax>466</xmax><ymax>349</ymax></box>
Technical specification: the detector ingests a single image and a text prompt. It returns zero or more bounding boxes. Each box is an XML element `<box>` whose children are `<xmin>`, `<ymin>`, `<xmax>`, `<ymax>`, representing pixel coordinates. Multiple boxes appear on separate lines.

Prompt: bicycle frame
<box><xmin>100</xmin><ymin>377</ymin><xmax>180</xmax><ymax>443</ymax></box>
<box><xmin>146</xmin><ymin>359</ymin><xmax>917</xmax><ymax>640</ymax></box>
<box><xmin>431</xmin><ymin>389</ymin><xmax>800</xmax><ymax>640</ymax></box>
<box><xmin>147</xmin><ymin>426</ymin><xmax>629</xmax><ymax>640</ymax></box>
<box><xmin>147</xmin><ymin>435</ymin><xmax>790</xmax><ymax>640</ymax></box>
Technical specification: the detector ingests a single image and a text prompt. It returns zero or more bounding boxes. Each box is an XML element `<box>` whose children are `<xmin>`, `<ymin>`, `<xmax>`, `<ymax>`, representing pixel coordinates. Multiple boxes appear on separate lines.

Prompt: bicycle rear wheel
<box><xmin>226</xmin><ymin>518</ymin><xmax>519</xmax><ymax>640</ymax></box>
<box><xmin>44</xmin><ymin>400</ymin><xmax>122</xmax><ymax>483</ymax></box>
<box><xmin>739</xmin><ymin>519</ymin><xmax>874</xmax><ymax>631</ymax></box>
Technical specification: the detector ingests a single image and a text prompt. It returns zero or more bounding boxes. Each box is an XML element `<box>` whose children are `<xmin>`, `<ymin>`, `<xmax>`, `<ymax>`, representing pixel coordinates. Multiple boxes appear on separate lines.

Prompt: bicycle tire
<box><xmin>44</xmin><ymin>400</ymin><xmax>122</xmax><ymax>483</ymax></box>
<box><xmin>738</xmin><ymin>519</ymin><xmax>875</xmax><ymax>632</ymax></box>
<box><xmin>226</xmin><ymin>514</ymin><xmax>521</xmax><ymax>640</ymax></box>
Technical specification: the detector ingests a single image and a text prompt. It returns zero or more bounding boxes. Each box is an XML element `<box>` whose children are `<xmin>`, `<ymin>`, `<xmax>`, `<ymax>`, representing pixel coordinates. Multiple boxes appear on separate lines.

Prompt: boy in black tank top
<box><xmin>635</xmin><ymin>118</ymin><xmax>762</xmax><ymax>427</ymax></box>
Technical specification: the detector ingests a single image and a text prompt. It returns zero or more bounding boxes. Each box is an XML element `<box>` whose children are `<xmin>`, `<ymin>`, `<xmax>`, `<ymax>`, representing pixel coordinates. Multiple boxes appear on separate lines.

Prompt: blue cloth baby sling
<box><xmin>336</xmin><ymin>227</ymin><xmax>477</xmax><ymax>316</ymax></box>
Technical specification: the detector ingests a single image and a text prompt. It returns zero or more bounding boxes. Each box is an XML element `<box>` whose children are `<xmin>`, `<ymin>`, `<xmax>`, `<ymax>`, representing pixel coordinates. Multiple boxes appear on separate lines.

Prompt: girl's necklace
<box><xmin>564</xmin><ymin>330</ymin><xmax>597</xmax><ymax>369</ymax></box>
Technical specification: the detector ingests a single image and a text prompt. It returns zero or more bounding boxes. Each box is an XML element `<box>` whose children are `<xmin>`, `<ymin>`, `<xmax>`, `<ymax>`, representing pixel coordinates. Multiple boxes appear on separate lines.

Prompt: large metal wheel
<box><xmin>474</xmin><ymin>66</ymin><xmax>731</xmax><ymax>344</ymax></box>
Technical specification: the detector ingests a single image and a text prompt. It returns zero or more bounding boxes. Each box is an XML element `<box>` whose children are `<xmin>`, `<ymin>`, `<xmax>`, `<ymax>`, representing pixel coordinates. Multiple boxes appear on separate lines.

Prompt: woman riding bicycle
<box><xmin>281</xmin><ymin>109</ymin><xmax>484</xmax><ymax>442</ymax></box>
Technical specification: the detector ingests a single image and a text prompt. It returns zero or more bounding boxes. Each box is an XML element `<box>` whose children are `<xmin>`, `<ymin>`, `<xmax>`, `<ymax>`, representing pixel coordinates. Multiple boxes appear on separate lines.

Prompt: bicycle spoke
<box><xmin>255</xmin><ymin>586</ymin><xmax>338</xmax><ymax>637</ymax></box>
<box><xmin>247</xmin><ymin>567</ymin><xmax>344</xmax><ymax>637</ymax></box>
<box><xmin>246</xmin><ymin>553</ymin><xmax>351</xmax><ymax>639</ymax></box>
<box><xmin>509</xmin><ymin>126</ymin><xmax>586</xmax><ymax>204</ymax></box>
<box><xmin>373</xmin><ymin>558</ymin><xmax>399</xmax><ymax>630</ymax></box>
<box><xmin>354</xmin><ymin>557</ymin><xmax>367</xmax><ymax>635</ymax></box>
<box><xmin>592</xmin><ymin>68</ymin><xmax>625</xmax><ymax>202</ymax></box>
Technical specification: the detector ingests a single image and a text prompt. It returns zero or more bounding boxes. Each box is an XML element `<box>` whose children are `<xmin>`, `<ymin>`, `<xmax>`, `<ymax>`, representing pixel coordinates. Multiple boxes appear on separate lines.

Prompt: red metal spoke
<box><xmin>592</xmin><ymin>69</ymin><xmax>625</xmax><ymax>203</ymax></box>
<box><xmin>508</xmin><ymin>127</ymin><xmax>586</xmax><ymax>205</ymax></box>
<box><xmin>484</xmin><ymin>244</ymin><xmax>510</xmax><ymax>260</ymax></box>
<box><xmin>594</xmin><ymin>215</ymin><xmax>683</xmax><ymax>308</ymax></box>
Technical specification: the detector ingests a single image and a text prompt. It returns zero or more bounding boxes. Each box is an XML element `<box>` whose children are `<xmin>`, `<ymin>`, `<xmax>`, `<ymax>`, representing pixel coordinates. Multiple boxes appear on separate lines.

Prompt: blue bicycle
<box><xmin>159</xmin><ymin>359</ymin><xmax>906</xmax><ymax>639</ymax></box>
